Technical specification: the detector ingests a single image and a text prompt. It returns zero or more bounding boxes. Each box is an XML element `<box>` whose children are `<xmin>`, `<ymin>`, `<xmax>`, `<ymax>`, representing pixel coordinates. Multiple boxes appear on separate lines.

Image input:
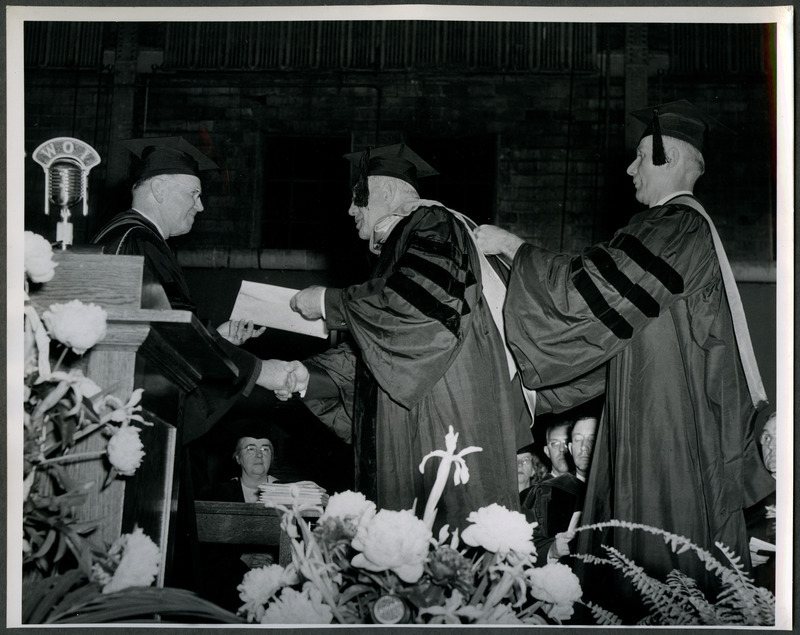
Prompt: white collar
<box><xmin>653</xmin><ymin>190</ymin><xmax>693</xmax><ymax>208</ymax></box>
<box><xmin>132</xmin><ymin>208</ymin><xmax>167</xmax><ymax>239</ymax></box>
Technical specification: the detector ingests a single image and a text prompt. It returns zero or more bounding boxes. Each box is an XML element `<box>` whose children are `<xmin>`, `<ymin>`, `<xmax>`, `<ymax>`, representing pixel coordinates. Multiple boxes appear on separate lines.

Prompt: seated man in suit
<box><xmin>524</xmin><ymin>414</ymin><xmax>598</xmax><ymax>565</ymax></box>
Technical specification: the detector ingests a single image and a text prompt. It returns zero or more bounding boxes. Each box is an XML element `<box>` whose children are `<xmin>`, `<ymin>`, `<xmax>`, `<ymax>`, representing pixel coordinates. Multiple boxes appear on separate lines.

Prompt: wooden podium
<box><xmin>26</xmin><ymin>251</ymin><xmax>241</xmax><ymax>587</ymax></box>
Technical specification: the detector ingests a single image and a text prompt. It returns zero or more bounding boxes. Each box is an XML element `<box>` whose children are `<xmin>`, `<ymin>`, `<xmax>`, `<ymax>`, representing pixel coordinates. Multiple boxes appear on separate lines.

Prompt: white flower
<box><xmin>351</xmin><ymin>508</ymin><xmax>432</xmax><ymax>583</ymax></box>
<box><xmin>319</xmin><ymin>490</ymin><xmax>376</xmax><ymax>530</ymax></box>
<box><xmin>42</xmin><ymin>299</ymin><xmax>107</xmax><ymax>355</ymax></box>
<box><xmin>106</xmin><ymin>425</ymin><xmax>145</xmax><ymax>476</ymax></box>
<box><xmin>261</xmin><ymin>584</ymin><xmax>334</xmax><ymax>624</ymax></box>
<box><xmin>237</xmin><ymin>563</ymin><xmax>296</xmax><ymax>623</ymax></box>
<box><xmin>527</xmin><ymin>562</ymin><xmax>582</xmax><ymax>616</ymax></box>
<box><xmin>461</xmin><ymin>504</ymin><xmax>535</xmax><ymax>556</ymax></box>
<box><xmin>101</xmin><ymin>526</ymin><xmax>160</xmax><ymax>593</ymax></box>
<box><xmin>25</xmin><ymin>231</ymin><xmax>57</xmax><ymax>283</ymax></box>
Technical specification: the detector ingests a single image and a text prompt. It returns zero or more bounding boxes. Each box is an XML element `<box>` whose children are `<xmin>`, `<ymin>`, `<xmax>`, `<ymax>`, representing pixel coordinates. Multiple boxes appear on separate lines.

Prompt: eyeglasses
<box><xmin>160</xmin><ymin>177</ymin><xmax>202</xmax><ymax>200</ymax></box>
<box><xmin>547</xmin><ymin>440</ymin><xmax>568</xmax><ymax>450</ymax></box>
<box><xmin>517</xmin><ymin>457</ymin><xmax>532</xmax><ymax>467</ymax></box>
<box><xmin>241</xmin><ymin>444</ymin><xmax>272</xmax><ymax>455</ymax></box>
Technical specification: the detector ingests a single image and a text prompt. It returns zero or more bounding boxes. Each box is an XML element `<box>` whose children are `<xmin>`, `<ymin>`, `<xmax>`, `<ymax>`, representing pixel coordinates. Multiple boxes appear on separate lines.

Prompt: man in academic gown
<box><xmin>282</xmin><ymin>144</ymin><xmax>534</xmax><ymax>531</ymax></box>
<box><xmin>91</xmin><ymin>137</ymin><xmax>294</xmax><ymax>444</ymax></box>
<box><xmin>475</xmin><ymin>101</ymin><xmax>775</xmax><ymax>620</ymax></box>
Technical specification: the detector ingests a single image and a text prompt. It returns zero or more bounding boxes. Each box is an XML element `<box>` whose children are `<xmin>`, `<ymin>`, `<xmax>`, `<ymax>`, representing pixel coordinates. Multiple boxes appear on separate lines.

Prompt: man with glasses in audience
<box><xmin>523</xmin><ymin>413</ymin><xmax>598</xmax><ymax>566</ymax></box>
<box><xmin>543</xmin><ymin>421</ymin><xmax>572</xmax><ymax>479</ymax></box>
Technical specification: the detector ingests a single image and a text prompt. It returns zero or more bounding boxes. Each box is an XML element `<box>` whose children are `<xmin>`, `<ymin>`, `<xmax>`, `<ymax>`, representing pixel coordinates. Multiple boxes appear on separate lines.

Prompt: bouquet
<box><xmin>237</xmin><ymin>426</ymin><xmax>583</xmax><ymax>624</ymax></box>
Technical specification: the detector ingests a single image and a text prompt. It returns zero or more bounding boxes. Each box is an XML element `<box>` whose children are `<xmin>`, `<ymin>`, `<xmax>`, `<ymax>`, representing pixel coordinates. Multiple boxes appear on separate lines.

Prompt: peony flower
<box><xmin>320</xmin><ymin>490</ymin><xmax>376</xmax><ymax>524</ymax></box>
<box><xmin>100</xmin><ymin>526</ymin><xmax>160</xmax><ymax>593</ymax></box>
<box><xmin>42</xmin><ymin>299</ymin><xmax>107</xmax><ymax>355</ymax></box>
<box><xmin>461</xmin><ymin>504</ymin><xmax>535</xmax><ymax>556</ymax></box>
<box><xmin>527</xmin><ymin>562</ymin><xmax>582</xmax><ymax>619</ymax></box>
<box><xmin>24</xmin><ymin>231</ymin><xmax>57</xmax><ymax>283</ymax></box>
<box><xmin>427</xmin><ymin>544</ymin><xmax>474</xmax><ymax>594</ymax></box>
<box><xmin>351</xmin><ymin>508</ymin><xmax>432</xmax><ymax>583</ymax></box>
<box><xmin>237</xmin><ymin>563</ymin><xmax>297</xmax><ymax>623</ymax></box>
<box><xmin>261</xmin><ymin>584</ymin><xmax>334</xmax><ymax>624</ymax></box>
<box><xmin>106</xmin><ymin>425</ymin><xmax>145</xmax><ymax>476</ymax></box>
<box><xmin>317</xmin><ymin>490</ymin><xmax>377</xmax><ymax>541</ymax></box>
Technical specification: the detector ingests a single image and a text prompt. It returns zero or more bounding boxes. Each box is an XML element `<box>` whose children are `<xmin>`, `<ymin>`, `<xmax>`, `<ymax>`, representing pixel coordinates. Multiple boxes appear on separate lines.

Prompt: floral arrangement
<box><xmin>21</xmin><ymin>232</ymin><xmax>236</xmax><ymax>624</ymax></box>
<box><xmin>237</xmin><ymin>426</ymin><xmax>583</xmax><ymax>625</ymax></box>
<box><xmin>573</xmin><ymin>520</ymin><xmax>776</xmax><ymax>626</ymax></box>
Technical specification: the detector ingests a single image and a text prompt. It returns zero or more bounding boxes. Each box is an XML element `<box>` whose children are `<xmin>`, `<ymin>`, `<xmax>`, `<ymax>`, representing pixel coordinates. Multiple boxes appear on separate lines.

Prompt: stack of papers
<box><xmin>258</xmin><ymin>481</ymin><xmax>329</xmax><ymax>507</ymax></box>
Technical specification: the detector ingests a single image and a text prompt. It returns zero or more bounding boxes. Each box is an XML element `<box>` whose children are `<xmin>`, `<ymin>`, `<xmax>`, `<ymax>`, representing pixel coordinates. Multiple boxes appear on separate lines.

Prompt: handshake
<box><xmin>256</xmin><ymin>359</ymin><xmax>310</xmax><ymax>401</ymax></box>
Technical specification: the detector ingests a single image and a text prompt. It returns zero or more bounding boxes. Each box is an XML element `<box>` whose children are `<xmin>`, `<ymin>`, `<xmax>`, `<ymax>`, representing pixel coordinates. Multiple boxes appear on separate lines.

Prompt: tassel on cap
<box><xmin>344</xmin><ymin>143</ymin><xmax>438</xmax><ymax>207</ymax></box>
<box><xmin>352</xmin><ymin>146</ymin><xmax>372</xmax><ymax>208</ymax></box>
<box><xmin>651</xmin><ymin>108</ymin><xmax>667</xmax><ymax>166</ymax></box>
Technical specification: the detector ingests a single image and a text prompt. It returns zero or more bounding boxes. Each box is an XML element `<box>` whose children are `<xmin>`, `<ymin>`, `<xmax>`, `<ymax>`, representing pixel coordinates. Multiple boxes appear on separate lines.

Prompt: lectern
<box><xmin>26</xmin><ymin>251</ymin><xmax>240</xmax><ymax>587</ymax></box>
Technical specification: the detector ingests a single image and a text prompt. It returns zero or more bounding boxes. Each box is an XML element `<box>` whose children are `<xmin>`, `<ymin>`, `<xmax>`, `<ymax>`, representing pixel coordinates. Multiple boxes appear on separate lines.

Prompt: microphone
<box><xmin>33</xmin><ymin>137</ymin><xmax>101</xmax><ymax>248</ymax></box>
<box><xmin>48</xmin><ymin>160</ymin><xmax>85</xmax><ymax>215</ymax></box>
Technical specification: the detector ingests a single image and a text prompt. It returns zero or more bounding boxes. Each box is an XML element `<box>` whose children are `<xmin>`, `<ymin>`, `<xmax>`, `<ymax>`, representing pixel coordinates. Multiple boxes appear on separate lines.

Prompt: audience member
<box><xmin>523</xmin><ymin>415</ymin><xmax>598</xmax><ymax>565</ymax></box>
<box><xmin>543</xmin><ymin>421</ymin><xmax>572</xmax><ymax>479</ymax></box>
<box><xmin>745</xmin><ymin>412</ymin><xmax>777</xmax><ymax>592</ymax></box>
<box><xmin>203</xmin><ymin>421</ymin><xmax>279</xmax><ymax>503</ymax></box>
<box><xmin>199</xmin><ymin>422</ymin><xmax>279</xmax><ymax>611</ymax></box>
<box><xmin>516</xmin><ymin>443</ymin><xmax>539</xmax><ymax>495</ymax></box>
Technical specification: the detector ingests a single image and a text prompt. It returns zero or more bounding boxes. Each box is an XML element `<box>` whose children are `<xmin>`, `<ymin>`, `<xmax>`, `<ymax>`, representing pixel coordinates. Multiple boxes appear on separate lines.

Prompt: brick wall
<box><xmin>23</xmin><ymin>28</ymin><xmax>776</xmax><ymax>264</ymax></box>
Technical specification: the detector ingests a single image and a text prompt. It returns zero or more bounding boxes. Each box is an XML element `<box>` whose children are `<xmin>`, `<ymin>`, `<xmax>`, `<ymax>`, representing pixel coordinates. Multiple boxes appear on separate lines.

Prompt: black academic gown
<box><xmin>91</xmin><ymin>209</ymin><xmax>262</xmax><ymax>444</ymax></box>
<box><xmin>503</xmin><ymin>197</ymin><xmax>774</xmax><ymax>620</ymax></box>
<box><xmin>303</xmin><ymin>205</ymin><xmax>532</xmax><ymax>531</ymax></box>
<box><xmin>521</xmin><ymin>472</ymin><xmax>585</xmax><ymax>565</ymax></box>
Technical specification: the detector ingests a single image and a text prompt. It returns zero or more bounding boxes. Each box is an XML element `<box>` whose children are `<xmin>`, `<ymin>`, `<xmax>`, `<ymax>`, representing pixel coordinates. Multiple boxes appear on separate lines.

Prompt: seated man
<box><xmin>543</xmin><ymin>420</ymin><xmax>572</xmax><ymax>479</ymax></box>
<box><xmin>745</xmin><ymin>411</ymin><xmax>777</xmax><ymax>592</ymax></box>
<box><xmin>524</xmin><ymin>414</ymin><xmax>598</xmax><ymax>565</ymax></box>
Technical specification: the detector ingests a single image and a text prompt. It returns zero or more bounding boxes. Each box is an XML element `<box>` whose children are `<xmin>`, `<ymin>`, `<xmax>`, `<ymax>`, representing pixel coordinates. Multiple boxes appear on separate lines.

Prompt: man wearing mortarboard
<box><xmin>277</xmin><ymin>143</ymin><xmax>535</xmax><ymax>532</ymax></box>
<box><xmin>91</xmin><ymin>137</ymin><xmax>294</xmax><ymax>445</ymax></box>
<box><xmin>475</xmin><ymin>101</ymin><xmax>775</xmax><ymax>621</ymax></box>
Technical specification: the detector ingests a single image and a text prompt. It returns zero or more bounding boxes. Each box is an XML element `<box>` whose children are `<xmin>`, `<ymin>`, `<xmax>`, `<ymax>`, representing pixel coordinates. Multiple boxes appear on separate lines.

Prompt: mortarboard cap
<box><xmin>628</xmin><ymin>99</ymin><xmax>733</xmax><ymax>166</ymax></box>
<box><xmin>124</xmin><ymin>136</ymin><xmax>219</xmax><ymax>181</ymax></box>
<box><xmin>517</xmin><ymin>442</ymin><xmax>538</xmax><ymax>455</ymax></box>
<box><xmin>344</xmin><ymin>143</ymin><xmax>438</xmax><ymax>206</ymax></box>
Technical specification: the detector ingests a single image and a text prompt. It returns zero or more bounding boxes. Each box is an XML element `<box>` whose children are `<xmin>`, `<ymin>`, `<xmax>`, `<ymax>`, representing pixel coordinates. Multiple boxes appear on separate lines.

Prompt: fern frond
<box><xmin>598</xmin><ymin>545</ymin><xmax>699</xmax><ymax>626</ymax></box>
<box><xmin>582</xmin><ymin>601</ymin><xmax>622</xmax><ymax>626</ymax></box>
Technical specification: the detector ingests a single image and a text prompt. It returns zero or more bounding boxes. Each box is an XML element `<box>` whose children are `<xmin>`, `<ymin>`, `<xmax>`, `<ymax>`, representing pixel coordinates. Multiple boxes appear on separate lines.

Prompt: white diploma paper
<box><xmin>229</xmin><ymin>280</ymin><xmax>329</xmax><ymax>339</ymax></box>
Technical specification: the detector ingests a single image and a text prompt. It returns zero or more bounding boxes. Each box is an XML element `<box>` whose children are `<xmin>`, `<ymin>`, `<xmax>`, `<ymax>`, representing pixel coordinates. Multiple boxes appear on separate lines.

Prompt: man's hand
<box><xmin>473</xmin><ymin>224</ymin><xmax>525</xmax><ymax>261</ymax></box>
<box><xmin>217</xmin><ymin>319</ymin><xmax>266</xmax><ymax>346</ymax></box>
<box><xmin>289</xmin><ymin>285</ymin><xmax>326</xmax><ymax>320</ymax></box>
<box><xmin>750</xmin><ymin>548</ymin><xmax>770</xmax><ymax>568</ymax></box>
<box><xmin>548</xmin><ymin>529</ymin><xmax>576</xmax><ymax>561</ymax></box>
<box><xmin>281</xmin><ymin>360</ymin><xmax>310</xmax><ymax>400</ymax></box>
<box><xmin>256</xmin><ymin>359</ymin><xmax>310</xmax><ymax>401</ymax></box>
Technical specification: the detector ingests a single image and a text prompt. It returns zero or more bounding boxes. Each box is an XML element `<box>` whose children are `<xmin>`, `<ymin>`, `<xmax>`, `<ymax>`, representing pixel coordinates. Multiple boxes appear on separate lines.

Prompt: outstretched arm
<box><xmin>473</xmin><ymin>224</ymin><xmax>525</xmax><ymax>262</ymax></box>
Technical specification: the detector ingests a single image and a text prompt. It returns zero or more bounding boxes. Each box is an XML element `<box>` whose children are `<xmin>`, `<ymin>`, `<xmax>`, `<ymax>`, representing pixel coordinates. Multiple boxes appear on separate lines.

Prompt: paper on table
<box><xmin>229</xmin><ymin>280</ymin><xmax>328</xmax><ymax>339</ymax></box>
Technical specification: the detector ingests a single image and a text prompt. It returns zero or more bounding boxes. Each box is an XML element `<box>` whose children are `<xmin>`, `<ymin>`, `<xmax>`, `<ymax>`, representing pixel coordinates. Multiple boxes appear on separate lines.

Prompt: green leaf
<box><xmin>49</xmin><ymin>587</ymin><xmax>246</xmax><ymax>624</ymax></box>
